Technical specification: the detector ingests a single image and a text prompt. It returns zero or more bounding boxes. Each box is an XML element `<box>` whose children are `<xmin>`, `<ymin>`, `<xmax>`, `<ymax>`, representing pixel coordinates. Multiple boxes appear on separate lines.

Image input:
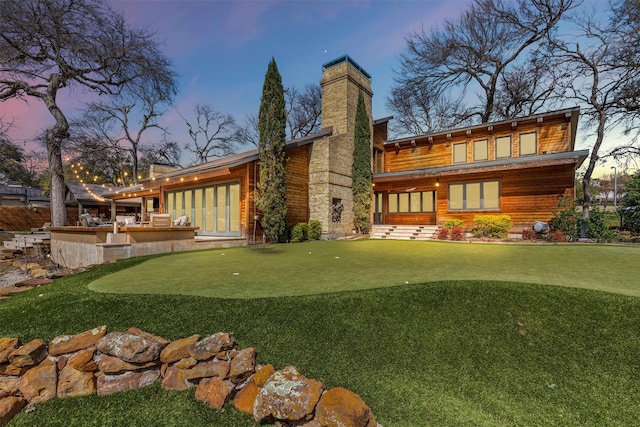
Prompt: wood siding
<box><xmin>284</xmin><ymin>144</ymin><xmax>310</xmax><ymax>225</ymax></box>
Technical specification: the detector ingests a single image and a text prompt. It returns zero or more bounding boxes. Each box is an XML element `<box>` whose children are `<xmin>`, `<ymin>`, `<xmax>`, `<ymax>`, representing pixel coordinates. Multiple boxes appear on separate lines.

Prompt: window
<box><xmin>448</xmin><ymin>181</ymin><xmax>500</xmax><ymax>211</ymax></box>
<box><xmin>495</xmin><ymin>136</ymin><xmax>511</xmax><ymax>158</ymax></box>
<box><xmin>388</xmin><ymin>191</ymin><xmax>436</xmax><ymax>213</ymax></box>
<box><xmin>473</xmin><ymin>139</ymin><xmax>488</xmax><ymax>161</ymax></box>
<box><xmin>453</xmin><ymin>143</ymin><xmax>467</xmax><ymax>164</ymax></box>
<box><xmin>520</xmin><ymin>132</ymin><xmax>537</xmax><ymax>156</ymax></box>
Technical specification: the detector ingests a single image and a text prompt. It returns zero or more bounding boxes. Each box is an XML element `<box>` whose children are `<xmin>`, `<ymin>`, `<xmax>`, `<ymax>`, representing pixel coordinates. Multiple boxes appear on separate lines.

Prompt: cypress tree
<box><xmin>257</xmin><ymin>58</ymin><xmax>287</xmax><ymax>242</ymax></box>
<box><xmin>352</xmin><ymin>91</ymin><xmax>372</xmax><ymax>234</ymax></box>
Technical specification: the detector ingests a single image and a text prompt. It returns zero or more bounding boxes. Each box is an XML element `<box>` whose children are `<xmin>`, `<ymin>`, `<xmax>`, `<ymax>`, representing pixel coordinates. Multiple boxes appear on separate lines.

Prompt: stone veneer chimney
<box><xmin>308</xmin><ymin>55</ymin><xmax>373</xmax><ymax>238</ymax></box>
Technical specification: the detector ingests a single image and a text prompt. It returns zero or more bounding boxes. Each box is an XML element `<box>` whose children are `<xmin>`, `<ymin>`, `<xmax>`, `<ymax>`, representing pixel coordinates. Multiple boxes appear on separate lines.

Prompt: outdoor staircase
<box><xmin>3</xmin><ymin>232</ymin><xmax>51</xmax><ymax>256</ymax></box>
<box><xmin>369</xmin><ymin>225</ymin><xmax>439</xmax><ymax>241</ymax></box>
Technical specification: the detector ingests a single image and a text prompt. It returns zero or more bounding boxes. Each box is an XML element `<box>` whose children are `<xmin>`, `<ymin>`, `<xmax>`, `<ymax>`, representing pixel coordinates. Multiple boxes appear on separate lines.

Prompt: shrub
<box><xmin>290</xmin><ymin>222</ymin><xmax>308</xmax><ymax>243</ymax></box>
<box><xmin>443</xmin><ymin>219</ymin><xmax>464</xmax><ymax>230</ymax></box>
<box><xmin>550</xmin><ymin>195</ymin><xmax>578</xmax><ymax>240</ymax></box>
<box><xmin>586</xmin><ymin>205</ymin><xmax>614</xmax><ymax>242</ymax></box>
<box><xmin>549</xmin><ymin>229</ymin><xmax>566</xmax><ymax>243</ymax></box>
<box><xmin>307</xmin><ymin>220</ymin><xmax>322</xmax><ymax>240</ymax></box>
<box><xmin>450</xmin><ymin>226</ymin><xmax>465</xmax><ymax>241</ymax></box>
<box><xmin>522</xmin><ymin>228</ymin><xmax>537</xmax><ymax>240</ymax></box>
<box><xmin>436</xmin><ymin>228</ymin><xmax>449</xmax><ymax>240</ymax></box>
<box><xmin>472</xmin><ymin>215</ymin><xmax>513</xmax><ymax>239</ymax></box>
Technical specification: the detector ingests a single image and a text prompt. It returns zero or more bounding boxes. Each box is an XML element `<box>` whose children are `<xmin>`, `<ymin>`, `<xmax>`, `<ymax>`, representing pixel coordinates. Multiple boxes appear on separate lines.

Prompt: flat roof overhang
<box><xmin>373</xmin><ymin>150</ymin><xmax>589</xmax><ymax>184</ymax></box>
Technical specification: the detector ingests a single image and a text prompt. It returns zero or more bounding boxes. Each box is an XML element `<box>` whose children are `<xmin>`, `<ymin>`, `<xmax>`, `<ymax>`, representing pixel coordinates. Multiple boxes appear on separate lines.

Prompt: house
<box><xmin>373</xmin><ymin>108</ymin><xmax>589</xmax><ymax>232</ymax></box>
<box><xmin>104</xmin><ymin>55</ymin><xmax>587</xmax><ymax>241</ymax></box>
<box><xmin>65</xmin><ymin>182</ymin><xmax>141</xmax><ymax>223</ymax></box>
<box><xmin>0</xmin><ymin>182</ymin><xmax>49</xmax><ymax>206</ymax></box>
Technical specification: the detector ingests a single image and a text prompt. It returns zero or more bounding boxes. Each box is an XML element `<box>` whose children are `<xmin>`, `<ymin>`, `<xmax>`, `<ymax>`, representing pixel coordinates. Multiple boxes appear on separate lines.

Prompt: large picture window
<box><xmin>388</xmin><ymin>191</ymin><xmax>436</xmax><ymax>213</ymax></box>
<box><xmin>495</xmin><ymin>136</ymin><xmax>512</xmax><ymax>158</ymax></box>
<box><xmin>448</xmin><ymin>181</ymin><xmax>500</xmax><ymax>211</ymax></box>
<box><xmin>520</xmin><ymin>132</ymin><xmax>537</xmax><ymax>156</ymax></box>
<box><xmin>453</xmin><ymin>143</ymin><xmax>467</xmax><ymax>164</ymax></box>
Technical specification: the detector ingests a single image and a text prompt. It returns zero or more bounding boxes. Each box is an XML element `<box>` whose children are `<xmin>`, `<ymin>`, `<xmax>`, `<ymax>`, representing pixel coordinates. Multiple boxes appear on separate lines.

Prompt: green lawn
<box><xmin>2</xmin><ymin>240</ymin><xmax>640</xmax><ymax>426</ymax></box>
<box><xmin>89</xmin><ymin>239</ymin><xmax>640</xmax><ymax>298</ymax></box>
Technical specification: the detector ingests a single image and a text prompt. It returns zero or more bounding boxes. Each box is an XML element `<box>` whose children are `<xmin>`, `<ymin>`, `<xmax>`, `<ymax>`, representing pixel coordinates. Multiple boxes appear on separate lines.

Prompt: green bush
<box><xmin>290</xmin><ymin>222</ymin><xmax>308</xmax><ymax>243</ymax></box>
<box><xmin>550</xmin><ymin>195</ymin><xmax>578</xmax><ymax>240</ymax></box>
<box><xmin>586</xmin><ymin>205</ymin><xmax>614</xmax><ymax>242</ymax></box>
<box><xmin>472</xmin><ymin>215</ymin><xmax>513</xmax><ymax>238</ymax></box>
<box><xmin>307</xmin><ymin>220</ymin><xmax>322</xmax><ymax>240</ymax></box>
<box><xmin>443</xmin><ymin>219</ymin><xmax>464</xmax><ymax>230</ymax></box>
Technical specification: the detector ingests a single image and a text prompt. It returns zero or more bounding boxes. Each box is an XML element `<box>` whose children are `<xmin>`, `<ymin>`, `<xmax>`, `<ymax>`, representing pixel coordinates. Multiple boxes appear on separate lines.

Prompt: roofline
<box><xmin>373</xmin><ymin>149</ymin><xmax>589</xmax><ymax>180</ymax></box>
<box><xmin>374</xmin><ymin>116</ymin><xmax>393</xmax><ymax>126</ymax></box>
<box><xmin>385</xmin><ymin>107</ymin><xmax>581</xmax><ymax>146</ymax></box>
<box><xmin>322</xmin><ymin>55</ymin><xmax>371</xmax><ymax>80</ymax></box>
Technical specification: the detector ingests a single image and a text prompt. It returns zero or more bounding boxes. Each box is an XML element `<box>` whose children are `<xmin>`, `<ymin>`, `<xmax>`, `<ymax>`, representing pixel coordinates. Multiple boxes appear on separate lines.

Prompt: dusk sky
<box><xmin>1</xmin><ymin>0</ymin><xmax>624</xmax><ymax>175</ymax></box>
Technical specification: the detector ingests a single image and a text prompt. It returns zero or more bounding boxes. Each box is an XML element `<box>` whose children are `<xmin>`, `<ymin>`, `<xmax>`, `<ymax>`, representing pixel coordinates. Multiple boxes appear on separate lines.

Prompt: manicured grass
<box><xmin>1</xmin><ymin>242</ymin><xmax>640</xmax><ymax>426</ymax></box>
<box><xmin>88</xmin><ymin>240</ymin><xmax>640</xmax><ymax>298</ymax></box>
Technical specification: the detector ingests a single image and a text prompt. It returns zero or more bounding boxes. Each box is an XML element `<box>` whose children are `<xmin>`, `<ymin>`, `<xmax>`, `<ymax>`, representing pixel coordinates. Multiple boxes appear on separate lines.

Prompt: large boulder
<box><xmin>159</xmin><ymin>334</ymin><xmax>200</xmax><ymax>364</ymax></box>
<box><xmin>96</xmin><ymin>369</ymin><xmax>160</xmax><ymax>396</ymax></box>
<box><xmin>253</xmin><ymin>366</ymin><xmax>324</xmax><ymax>422</ymax></box>
<box><xmin>96</xmin><ymin>332</ymin><xmax>164</xmax><ymax>364</ymax></box>
<box><xmin>48</xmin><ymin>325</ymin><xmax>107</xmax><ymax>356</ymax></box>
<box><xmin>194</xmin><ymin>377</ymin><xmax>235</xmax><ymax>409</ymax></box>
<box><xmin>18</xmin><ymin>359</ymin><xmax>57</xmax><ymax>403</ymax></box>
<box><xmin>57</xmin><ymin>364</ymin><xmax>96</xmax><ymax>398</ymax></box>
<box><xmin>0</xmin><ymin>396</ymin><xmax>27</xmax><ymax>425</ymax></box>
<box><xmin>314</xmin><ymin>387</ymin><xmax>377</xmax><ymax>427</ymax></box>
<box><xmin>8</xmin><ymin>339</ymin><xmax>47</xmax><ymax>368</ymax></box>
<box><xmin>188</xmin><ymin>333</ymin><xmax>236</xmax><ymax>361</ymax></box>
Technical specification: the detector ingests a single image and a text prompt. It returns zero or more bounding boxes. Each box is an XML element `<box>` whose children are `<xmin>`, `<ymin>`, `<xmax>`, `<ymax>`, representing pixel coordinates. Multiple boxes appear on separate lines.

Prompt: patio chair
<box><xmin>79</xmin><ymin>213</ymin><xmax>96</xmax><ymax>227</ymax></box>
<box><xmin>150</xmin><ymin>213</ymin><xmax>172</xmax><ymax>227</ymax></box>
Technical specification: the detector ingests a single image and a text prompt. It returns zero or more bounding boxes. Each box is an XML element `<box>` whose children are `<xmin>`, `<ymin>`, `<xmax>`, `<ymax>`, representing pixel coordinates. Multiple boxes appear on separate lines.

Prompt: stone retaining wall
<box><xmin>0</xmin><ymin>326</ymin><xmax>379</xmax><ymax>426</ymax></box>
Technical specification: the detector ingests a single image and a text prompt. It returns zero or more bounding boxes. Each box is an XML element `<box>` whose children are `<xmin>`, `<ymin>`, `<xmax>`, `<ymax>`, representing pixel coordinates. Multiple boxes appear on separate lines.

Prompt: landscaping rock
<box><xmin>67</xmin><ymin>347</ymin><xmax>98</xmax><ymax>372</ymax></box>
<box><xmin>48</xmin><ymin>325</ymin><xmax>107</xmax><ymax>356</ymax></box>
<box><xmin>0</xmin><ymin>376</ymin><xmax>20</xmax><ymax>399</ymax></box>
<box><xmin>160</xmin><ymin>334</ymin><xmax>200</xmax><ymax>364</ymax></box>
<box><xmin>96</xmin><ymin>332</ymin><xmax>163</xmax><ymax>364</ymax></box>
<box><xmin>127</xmin><ymin>328</ymin><xmax>170</xmax><ymax>347</ymax></box>
<box><xmin>96</xmin><ymin>354</ymin><xmax>158</xmax><ymax>374</ymax></box>
<box><xmin>252</xmin><ymin>364</ymin><xmax>275</xmax><ymax>387</ymax></box>
<box><xmin>254</xmin><ymin>366</ymin><xmax>325</xmax><ymax>422</ymax></box>
<box><xmin>229</xmin><ymin>347</ymin><xmax>255</xmax><ymax>384</ymax></box>
<box><xmin>188</xmin><ymin>332</ymin><xmax>236</xmax><ymax>361</ymax></box>
<box><xmin>314</xmin><ymin>387</ymin><xmax>377</xmax><ymax>427</ymax></box>
<box><xmin>0</xmin><ymin>364</ymin><xmax>29</xmax><ymax>376</ymax></box>
<box><xmin>182</xmin><ymin>360</ymin><xmax>229</xmax><ymax>381</ymax></box>
<box><xmin>233</xmin><ymin>381</ymin><xmax>261</xmax><ymax>414</ymax></box>
<box><xmin>96</xmin><ymin>369</ymin><xmax>160</xmax><ymax>396</ymax></box>
<box><xmin>160</xmin><ymin>364</ymin><xmax>192</xmax><ymax>391</ymax></box>
<box><xmin>0</xmin><ymin>338</ymin><xmax>20</xmax><ymax>364</ymax></box>
<box><xmin>0</xmin><ymin>396</ymin><xmax>27</xmax><ymax>425</ymax></box>
<box><xmin>174</xmin><ymin>357</ymin><xmax>198</xmax><ymax>369</ymax></box>
<box><xmin>8</xmin><ymin>339</ymin><xmax>47</xmax><ymax>368</ymax></box>
<box><xmin>195</xmin><ymin>377</ymin><xmax>235</xmax><ymax>409</ymax></box>
<box><xmin>18</xmin><ymin>359</ymin><xmax>57</xmax><ymax>403</ymax></box>
<box><xmin>57</xmin><ymin>364</ymin><xmax>96</xmax><ymax>398</ymax></box>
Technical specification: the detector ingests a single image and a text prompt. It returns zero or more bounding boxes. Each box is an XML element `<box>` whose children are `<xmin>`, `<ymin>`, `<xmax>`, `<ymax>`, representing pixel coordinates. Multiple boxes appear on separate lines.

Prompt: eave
<box><xmin>373</xmin><ymin>150</ymin><xmax>589</xmax><ymax>184</ymax></box>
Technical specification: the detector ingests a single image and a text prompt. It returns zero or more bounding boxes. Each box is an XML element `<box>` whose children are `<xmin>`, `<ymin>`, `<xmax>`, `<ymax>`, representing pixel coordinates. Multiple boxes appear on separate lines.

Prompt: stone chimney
<box><xmin>308</xmin><ymin>55</ymin><xmax>373</xmax><ymax>238</ymax></box>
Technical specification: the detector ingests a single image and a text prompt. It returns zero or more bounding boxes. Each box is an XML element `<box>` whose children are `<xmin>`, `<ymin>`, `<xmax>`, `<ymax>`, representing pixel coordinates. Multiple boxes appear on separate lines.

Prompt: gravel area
<box><xmin>0</xmin><ymin>264</ymin><xmax>31</xmax><ymax>288</ymax></box>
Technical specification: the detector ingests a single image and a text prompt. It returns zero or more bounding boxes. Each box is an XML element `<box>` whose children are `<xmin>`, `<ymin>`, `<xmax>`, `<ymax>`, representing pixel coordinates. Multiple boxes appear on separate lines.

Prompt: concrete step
<box><xmin>370</xmin><ymin>225</ymin><xmax>439</xmax><ymax>241</ymax></box>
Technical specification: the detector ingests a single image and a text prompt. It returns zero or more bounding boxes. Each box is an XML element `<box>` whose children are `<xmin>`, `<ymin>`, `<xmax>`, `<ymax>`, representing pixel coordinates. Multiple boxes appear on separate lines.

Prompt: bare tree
<box><xmin>139</xmin><ymin>138</ymin><xmax>181</xmax><ymax>174</ymax></box>
<box><xmin>0</xmin><ymin>0</ymin><xmax>176</xmax><ymax>225</ymax></box>
<box><xmin>286</xmin><ymin>83</ymin><xmax>322</xmax><ymax>139</ymax></box>
<box><xmin>181</xmin><ymin>104</ymin><xmax>240</xmax><ymax>165</ymax></box>
<box><xmin>389</xmin><ymin>0</ymin><xmax>575</xmax><ymax>135</ymax></box>
<box><xmin>65</xmin><ymin>133</ymin><xmax>132</xmax><ymax>186</ymax></box>
<box><xmin>236</xmin><ymin>113</ymin><xmax>260</xmax><ymax>149</ymax></box>
<box><xmin>548</xmin><ymin>0</ymin><xmax>640</xmax><ymax>227</ymax></box>
<box><xmin>75</xmin><ymin>94</ymin><xmax>170</xmax><ymax>184</ymax></box>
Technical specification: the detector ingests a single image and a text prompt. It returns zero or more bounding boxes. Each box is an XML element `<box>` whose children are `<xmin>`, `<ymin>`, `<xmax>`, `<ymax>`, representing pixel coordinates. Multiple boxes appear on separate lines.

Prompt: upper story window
<box><xmin>453</xmin><ymin>142</ymin><xmax>467</xmax><ymax>164</ymax></box>
<box><xmin>473</xmin><ymin>139</ymin><xmax>488</xmax><ymax>162</ymax></box>
<box><xmin>519</xmin><ymin>132</ymin><xmax>537</xmax><ymax>156</ymax></box>
<box><xmin>495</xmin><ymin>136</ymin><xmax>512</xmax><ymax>159</ymax></box>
